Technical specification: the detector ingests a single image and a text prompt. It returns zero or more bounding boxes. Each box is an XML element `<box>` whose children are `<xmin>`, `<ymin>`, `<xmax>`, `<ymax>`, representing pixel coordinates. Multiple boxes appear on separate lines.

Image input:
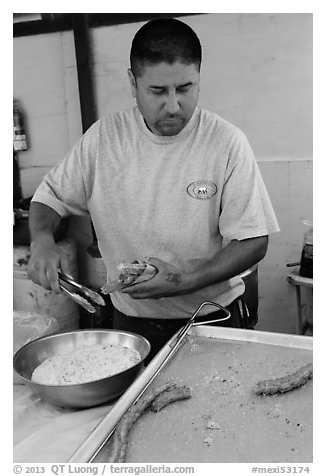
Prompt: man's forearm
<box><xmin>187</xmin><ymin>236</ymin><xmax>268</xmax><ymax>293</ymax></box>
<box><xmin>29</xmin><ymin>202</ymin><xmax>62</xmax><ymax>242</ymax></box>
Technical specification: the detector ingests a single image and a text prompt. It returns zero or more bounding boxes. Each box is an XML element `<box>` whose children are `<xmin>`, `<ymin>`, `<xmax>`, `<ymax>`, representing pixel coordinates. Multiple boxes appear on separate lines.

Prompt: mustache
<box><xmin>160</xmin><ymin>114</ymin><xmax>185</xmax><ymax>120</ymax></box>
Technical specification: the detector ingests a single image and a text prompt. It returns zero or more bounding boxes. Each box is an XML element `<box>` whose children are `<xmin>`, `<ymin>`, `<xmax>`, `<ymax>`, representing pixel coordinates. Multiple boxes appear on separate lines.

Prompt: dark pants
<box><xmin>112</xmin><ymin>297</ymin><xmax>251</xmax><ymax>362</ymax></box>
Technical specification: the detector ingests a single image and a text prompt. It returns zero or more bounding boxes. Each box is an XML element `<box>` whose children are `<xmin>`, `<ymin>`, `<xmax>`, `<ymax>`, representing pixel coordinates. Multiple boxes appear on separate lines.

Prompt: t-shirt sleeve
<box><xmin>31</xmin><ymin>122</ymin><xmax>99</xmax><ymax>217</ymax></box>
<box><xmin>219</xmin><ymin>129</ymin><xmax>280</xmax><ymax>241</ymax></box>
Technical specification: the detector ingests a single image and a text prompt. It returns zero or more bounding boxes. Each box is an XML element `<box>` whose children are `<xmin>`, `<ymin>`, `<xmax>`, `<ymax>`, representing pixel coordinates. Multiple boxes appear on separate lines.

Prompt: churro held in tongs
<box><xmin>58</xmin><ymin>272</ymin><xmax>106</xmax><ymax>313</ymax></box>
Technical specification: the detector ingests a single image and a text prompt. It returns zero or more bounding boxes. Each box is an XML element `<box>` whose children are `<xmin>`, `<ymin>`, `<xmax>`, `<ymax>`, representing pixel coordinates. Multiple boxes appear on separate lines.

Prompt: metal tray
<box><xmin>69</xmin><ymin>326</ymin><xmax>312</xmax><ymax>463</ymax></box>
<box><xmin>189</xmin><ymin>325</ymin><xmax>313</xmax><ymax>350</ymax></box>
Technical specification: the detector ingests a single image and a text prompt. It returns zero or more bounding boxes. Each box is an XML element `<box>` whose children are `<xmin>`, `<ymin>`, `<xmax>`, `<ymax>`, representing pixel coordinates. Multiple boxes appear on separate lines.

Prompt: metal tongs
<box><xmin>58</xmin><ymin>271</ymin><xmax>106</xmax><ymax>313</ymax></box>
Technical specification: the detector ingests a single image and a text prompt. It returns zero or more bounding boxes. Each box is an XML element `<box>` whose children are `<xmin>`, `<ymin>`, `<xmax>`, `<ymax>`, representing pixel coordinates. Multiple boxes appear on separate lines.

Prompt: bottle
<box><xmin>13</xmin><ymin>99</ymin><xmax>28</xmax><ymax>151</ymax></box>
<box><xmin>299</xmin><ymin>221</ymin><xmax>313</xmax><ymax>278</ymax></box>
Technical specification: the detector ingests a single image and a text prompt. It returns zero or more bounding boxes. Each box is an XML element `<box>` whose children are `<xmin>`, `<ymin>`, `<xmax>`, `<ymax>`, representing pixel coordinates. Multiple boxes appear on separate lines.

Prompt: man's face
<box><xmin>128</xmin><ymin>61</ymin><xmax>200</xmax><ymax>136</ymax></box>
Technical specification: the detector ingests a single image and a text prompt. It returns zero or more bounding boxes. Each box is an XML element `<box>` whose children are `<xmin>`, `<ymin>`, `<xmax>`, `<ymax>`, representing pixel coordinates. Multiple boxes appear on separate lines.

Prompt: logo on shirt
<box><xmin>187</xmin><ymin>180</ymin><xmax>217</xmax><ymax>200</ymax></box>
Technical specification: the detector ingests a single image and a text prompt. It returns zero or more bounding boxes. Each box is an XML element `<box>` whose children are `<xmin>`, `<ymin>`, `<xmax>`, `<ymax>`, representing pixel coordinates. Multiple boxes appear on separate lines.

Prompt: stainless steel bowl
<box><xmin>13</xmin><ymin>329</ymin><xmax>151</xmax><ymax>409</ymax></box>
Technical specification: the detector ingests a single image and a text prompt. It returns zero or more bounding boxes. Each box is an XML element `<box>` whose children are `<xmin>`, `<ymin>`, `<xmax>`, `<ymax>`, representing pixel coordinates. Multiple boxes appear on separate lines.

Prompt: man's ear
<box><xmin>127</xmin><ymin>69</ymin><xmax>137</xmax><ymax>98</ymax></box>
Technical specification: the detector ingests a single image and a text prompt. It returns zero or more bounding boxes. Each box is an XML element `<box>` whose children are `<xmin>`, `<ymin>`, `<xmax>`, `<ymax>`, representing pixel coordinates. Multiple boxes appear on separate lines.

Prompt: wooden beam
<box><xmin>71</xmin><ymin>14</ymin><xmax>97</xmax><ymax>133</ymax></box>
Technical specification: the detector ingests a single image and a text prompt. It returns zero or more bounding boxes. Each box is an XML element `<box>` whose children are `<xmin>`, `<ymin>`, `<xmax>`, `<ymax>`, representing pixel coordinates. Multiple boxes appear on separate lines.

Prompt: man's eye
<box><xmin>149</xmin><ymin>89</ymin><xmax>165</xmax><ymax>95</ymax></box>
<box><xmin>177</xmin><ymin>86</ymin><xmax>191</xmax><ymax>93</ymax></box>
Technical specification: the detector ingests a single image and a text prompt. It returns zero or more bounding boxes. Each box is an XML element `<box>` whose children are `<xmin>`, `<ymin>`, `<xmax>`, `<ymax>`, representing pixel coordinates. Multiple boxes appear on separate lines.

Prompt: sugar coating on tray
<box><xmin>31</xmin><ymin>344</ymin><xmax>142</xmax><ymax>385</ymax></box>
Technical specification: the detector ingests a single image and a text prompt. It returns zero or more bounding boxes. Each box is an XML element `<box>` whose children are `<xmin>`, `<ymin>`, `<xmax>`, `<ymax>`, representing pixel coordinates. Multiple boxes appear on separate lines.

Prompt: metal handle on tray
<box><xmin>172</xmin><ymin>301</ymin><xmax>231</xmax><ymax>346</ymax></box>
<box><xmin>191</xmin><ymin>301</ymin><xmax>231</xmax><ymax>326</ymax></box>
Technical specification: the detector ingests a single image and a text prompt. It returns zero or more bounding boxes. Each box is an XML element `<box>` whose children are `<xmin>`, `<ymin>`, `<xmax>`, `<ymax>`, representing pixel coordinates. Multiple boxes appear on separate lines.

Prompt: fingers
<box><xmin>59</xmin><ymin>252</ymin><xmax>74</xmax><ymax>278</ymax></box>
<box><xmin>45</xmin><ymin>263</ymin><xmax>61</xmax><ymax>293</ymax></box>
<box><xmin>121</xmin><ymin>281</ymin><xmax>151</xmax><ymax>298</ymax></box>
<box><xmin>121</xmin><ymin>280</ymin><xmax>164</xmax><ymax>299</ymax></box>
<box><xmin>120</xmin><ymin>258</ymin><xmax>185</xmax><ymax>299</ymax></box>
<box><xmin>28</xmin><ymin>258</ymin><xmax>61</xmax><ymax>293</ymax></box>
<box><xmin>123</xmin><ymin>290</ymin><xmax>162</xmax><ymax>300</ymax></box>
<box><xmin>145</xmin><ymin>257</ymin><xmax>161</xmax><ymax>270</ymax></box>
<box><xmin>27</xmin><ymin>243</ymin><xmax>71</xmax><ymax>294</ymax></box>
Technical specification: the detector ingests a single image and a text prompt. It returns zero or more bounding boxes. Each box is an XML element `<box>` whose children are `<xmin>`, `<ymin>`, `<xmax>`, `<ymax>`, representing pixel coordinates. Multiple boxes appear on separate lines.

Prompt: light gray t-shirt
<box><xmin>32</xmin><ymin>106</ymin><xmax>279</xmax><ymax>318</ymax></box>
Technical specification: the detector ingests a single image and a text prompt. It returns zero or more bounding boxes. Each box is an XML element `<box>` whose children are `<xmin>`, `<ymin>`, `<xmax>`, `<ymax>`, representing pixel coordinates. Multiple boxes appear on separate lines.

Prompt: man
<box><xmin>28</xmin><ymin>18</ymin><xmax>279</xmax><ymax>358</ymax></box>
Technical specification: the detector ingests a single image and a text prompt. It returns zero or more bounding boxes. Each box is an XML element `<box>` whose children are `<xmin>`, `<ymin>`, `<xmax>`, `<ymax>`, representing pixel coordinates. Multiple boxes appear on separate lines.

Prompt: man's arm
<box><xmin>188</xmin><ymin>235</ymin><xmax>268</xmax><ymax>291</ymax></box>
<box><xmin>122</xmin><ymin>236</ymin><xmax>268</xmax><ymax>299</ymax></box>
<box><xmin>28</xmin><ymin>202</ymin><xmax>71</xmax><ymax>292</ymax></box>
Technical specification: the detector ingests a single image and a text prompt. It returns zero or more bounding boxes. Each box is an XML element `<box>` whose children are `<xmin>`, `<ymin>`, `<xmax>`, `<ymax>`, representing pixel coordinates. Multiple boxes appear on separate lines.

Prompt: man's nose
<box><xmin>165</xmin><ymin>92</ymin><xmax>180</xmax><ymax>114</ymax></box>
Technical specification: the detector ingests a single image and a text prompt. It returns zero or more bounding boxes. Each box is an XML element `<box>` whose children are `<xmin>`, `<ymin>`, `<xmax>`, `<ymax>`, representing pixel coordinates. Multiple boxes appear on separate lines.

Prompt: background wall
<box><xmin>13</xmin><ymin>13</ymin><xmax>313</xmax><ymax>334</ymax></box>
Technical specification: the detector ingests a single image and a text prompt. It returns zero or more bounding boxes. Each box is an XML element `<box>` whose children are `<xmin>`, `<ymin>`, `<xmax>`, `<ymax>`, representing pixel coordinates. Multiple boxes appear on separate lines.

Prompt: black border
<box><xmin>13</xmin><ymin>13</ymin><xmax>202</xmax><ymax>37</ymax></box>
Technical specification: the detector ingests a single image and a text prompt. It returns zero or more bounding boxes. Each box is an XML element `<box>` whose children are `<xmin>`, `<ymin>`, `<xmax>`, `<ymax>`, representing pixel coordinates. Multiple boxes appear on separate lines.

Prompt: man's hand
<box><xmin>121</xmin><ymin>258</ymin><xmax>189</xmax><ymax>299</ymax></box>
<box><xmin>120</xmin><ymin>236</ymin><xmax>268</xmax><ymax>300</ymax></box>
<box><xmin>27</xmin><ymin>234</ymin><xmax>71</xmax><ymax>293</ymax></box>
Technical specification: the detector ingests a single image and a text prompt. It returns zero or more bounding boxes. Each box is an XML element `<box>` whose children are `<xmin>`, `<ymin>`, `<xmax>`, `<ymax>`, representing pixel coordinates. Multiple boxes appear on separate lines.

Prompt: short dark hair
<box><xmin>130</xmin><ymin>18</ymin><xmax>202</xmax><ymax>77</ymax></box>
